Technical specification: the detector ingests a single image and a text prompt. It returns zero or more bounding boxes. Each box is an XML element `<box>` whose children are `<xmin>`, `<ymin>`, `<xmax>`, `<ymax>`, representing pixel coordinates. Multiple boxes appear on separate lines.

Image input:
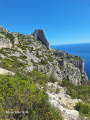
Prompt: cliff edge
<box><xmin>0</xmin><ymin>25</ymin><xmax>88</xmax><ymax>84</ymax></box>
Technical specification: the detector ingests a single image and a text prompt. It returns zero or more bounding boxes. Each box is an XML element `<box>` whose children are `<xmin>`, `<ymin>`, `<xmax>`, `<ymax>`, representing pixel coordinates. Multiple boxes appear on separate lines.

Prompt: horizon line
<box><xmin>50</xmin><ymin>42</ymin><xmax>90</xmax><ymax>46</ymax></box>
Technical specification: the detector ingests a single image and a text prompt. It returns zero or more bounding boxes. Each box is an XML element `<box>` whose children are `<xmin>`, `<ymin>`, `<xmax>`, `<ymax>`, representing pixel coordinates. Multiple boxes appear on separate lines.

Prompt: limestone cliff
<box><xmin>0</xmin><ymin>25</ymin><xmax>88</xmax><ymax>85</ymax></box>
<box><xmin>32</xmin><ymin>29</ymin><xmax>50</xmax><ymax>49</ymax></box>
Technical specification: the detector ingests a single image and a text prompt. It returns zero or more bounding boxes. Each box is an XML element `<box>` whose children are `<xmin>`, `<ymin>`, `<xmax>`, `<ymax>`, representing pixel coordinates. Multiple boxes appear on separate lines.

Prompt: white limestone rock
<box><xmin>25</xmin><ymin>66</ymin><xmax>34</xmax><ymax>72</ymax></box>
<box><xmin>47</xmin><ymin>82</ymin><xmax>81</xmax><ymax>120</ymax></box>
<box><xmin>14</xmin><ymin>37</ymin><xmax>19</xmax><ymax>44</ymax></box>
<box><xmin>0</xmin><ymin>38</ymin><xmax>12</xmax><ymax>49</ymax></box>
<box><xmin>0</xmin><ymin>68</ymin><xmax>15</xmax><ymax>75</ymax></box>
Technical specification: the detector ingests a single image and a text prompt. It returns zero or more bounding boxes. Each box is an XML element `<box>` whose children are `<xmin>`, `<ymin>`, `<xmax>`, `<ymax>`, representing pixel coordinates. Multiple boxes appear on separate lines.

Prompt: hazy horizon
<box><xmin>51</xmin><ymin>42</ymin><xmax>90</xmax><ymax>46</ymax></box>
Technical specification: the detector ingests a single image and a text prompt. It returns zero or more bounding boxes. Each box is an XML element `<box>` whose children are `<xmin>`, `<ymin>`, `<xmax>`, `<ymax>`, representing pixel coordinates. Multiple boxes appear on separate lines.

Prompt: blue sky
<box><xmin>0</xmin><ymin>0</ymin><xmax>90</xmax><ymax>45</ymax></box>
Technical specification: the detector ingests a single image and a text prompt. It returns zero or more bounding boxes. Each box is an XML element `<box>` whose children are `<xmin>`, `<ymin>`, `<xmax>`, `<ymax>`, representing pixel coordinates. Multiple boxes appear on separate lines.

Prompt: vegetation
<box><xmin>48</xmin><ymin>76</ymin><xmax>58</xmax><ymax>83</ymax></box>
<box><xmin>0</xmin><ymin>36</ymin><xmax>3</xmax><ymax>38</ymax></box>
<box><xmin>75</xmin><ymin>102</ymin><xmax>90</xmax><ymax>117</ymax></box>
<box><xmin>19</xmin><ymin>55</ymin><xmax>27</xmax><ymax>60</ymax></box>
<box><xmin>0</xmin><ymin>57</ymin><xmax>26</xmax><ymax>72</ymax></box>
<box><xmin>31</xmin><ymin>59</ymin><xmax>36</xmax><ymax>66</ymax></box>
<box><xmin>60</xmin><ymin>79</ymin><xmax>90</xmax><ymax>118</ymax></box>
<box><xmin>16</xmin><ymin>44</ymin><xmax>28</xmax><ymax>50</ymax></box>
<box><xmin>36</xmin><ymin>52</ymin><xmax>42</xmax><ymax>58</ymax></box>
<box><xmin>1</xmin><ymin>70</ymin><xmax>63</xmax><ymax>120</ymax></box>
<box><xmin>41</xmin><ymin>59</ymin><xmax>48</xmax><ymax>65</ymax></box>
<box><xmin>55</xmin><ymin>87</ymin><xmax>61</xmax><ymax>94</ymax></box>
<box><xmin>60</xmin><ymin>79</ymin><xmax>90</xmax><ymax>102</ymax></box>
<box><xmin>0</xmin><ymin>49</ymin><xmax>8</xmax><ymax>57</ymax></box>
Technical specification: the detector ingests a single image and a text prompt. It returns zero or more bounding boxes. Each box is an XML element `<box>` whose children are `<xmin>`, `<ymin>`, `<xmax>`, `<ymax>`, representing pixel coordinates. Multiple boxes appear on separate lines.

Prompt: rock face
<box><xmin>58</xmin><ymin>55</ymin><xmax>88</xmax><ymax>83</ymax></box>
<box><xmin>0</xmin><ymin>37</ymin><xmax>12</xmax><ymax>49</ymax></box>
<box><xmin>0</xmin><ymin>25</ymin><xmax>88</xmax><ymax>85</ymax></box>
<box><xmin>0</xmin><ymin>25</ymin><xmax>13</xmax><ymax>49</ymax></box>
<box><xmin>14</xmin><ymin>37</ymin><xmax>19</xmax><ymax>45</ymax></box>
<box><xmin>32</xmin><ymin>29</ymin><xmax>50</xmax><ymax>49</ymax></box>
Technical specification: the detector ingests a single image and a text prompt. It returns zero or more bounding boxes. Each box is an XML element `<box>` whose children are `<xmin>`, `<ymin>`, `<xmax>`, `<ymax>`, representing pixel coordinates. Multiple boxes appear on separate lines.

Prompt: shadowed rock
<box><xmin>32</xmin><ymin>29</ymin><xmax>50</xmax><ymax>49</ymax></box>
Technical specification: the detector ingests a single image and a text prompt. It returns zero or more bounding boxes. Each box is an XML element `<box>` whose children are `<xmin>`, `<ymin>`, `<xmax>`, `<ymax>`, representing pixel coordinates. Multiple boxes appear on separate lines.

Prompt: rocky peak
<box><xmin>32</xmin><ymin>29</ymin><xmax>50</xmax><ymax>49</ymax></box>
<box><xmin>0</xmin><ymin>25</ymin><xmax>8</xmax><ymax>33</ymax></box>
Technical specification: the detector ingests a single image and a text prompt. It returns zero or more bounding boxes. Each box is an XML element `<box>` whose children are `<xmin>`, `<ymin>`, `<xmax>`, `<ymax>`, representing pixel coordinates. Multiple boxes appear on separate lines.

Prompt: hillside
<box><xmin>0</xmin><ymin>25</ymin><xmax>88</xmax><ymax>84</ymax></box>
<box><xmin>0</xmin><ymin>25</ymin><xmax>90</xmax><ymax>120</ymax></box>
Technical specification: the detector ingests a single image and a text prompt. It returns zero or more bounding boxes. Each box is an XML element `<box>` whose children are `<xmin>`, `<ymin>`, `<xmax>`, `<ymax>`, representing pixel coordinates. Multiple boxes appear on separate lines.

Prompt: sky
<box><xmin>0</xmin><ymin>0</ymin><xmax>90</xmax><ymax>45</ymax></box>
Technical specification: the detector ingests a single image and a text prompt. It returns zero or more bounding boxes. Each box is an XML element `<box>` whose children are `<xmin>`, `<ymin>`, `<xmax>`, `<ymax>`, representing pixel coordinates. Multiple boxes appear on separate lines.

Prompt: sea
<box><xmin>51</xmin><ymin>43</ymin><xmax>90</xmax><ymax>80</ymax></box>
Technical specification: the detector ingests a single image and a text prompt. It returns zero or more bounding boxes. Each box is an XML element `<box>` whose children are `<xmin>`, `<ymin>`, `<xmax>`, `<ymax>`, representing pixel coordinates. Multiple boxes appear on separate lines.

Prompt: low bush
<box><xmin>41</xmin><ymin>59</ymin><xmax>48</xmax><ymax>65</ymax></box>
<box><xmin>75</xmin><ymin>101</ymin><xmax>90</xmax><ymax>116</ymax></box>
<box><xmin>55</xmin><ymin>87</ymin><xmax>60</xmax><ymax>94</ymax></box>
<box><xmin>1</xmin><ymin>73</ymin><xmax>63</xmax><ymax>120</ymax></box>
<box><xmin>60</xmin><ymin>79</ymin><xmax>90</xmax><ymax>102</ymax></box>
<box><xmin>48</xmin><ymin>76</ymin><xmax>57</xmax><ymax>83</ymax></box>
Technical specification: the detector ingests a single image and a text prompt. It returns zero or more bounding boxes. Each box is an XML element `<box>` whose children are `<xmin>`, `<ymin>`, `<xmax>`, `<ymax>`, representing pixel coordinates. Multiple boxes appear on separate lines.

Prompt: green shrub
<box><xmin>0</xmin><ymin>49</ymin><xmax>8</xmax><ymax>57</ymax></box>
<box><xmin>19</xmin><ymin>55</ymin><xmax>27</xmax><ymax>60</ymax></box>
<box><xmin>31</xmin><ymin>59</ymin><xmax>36</xmax><ymax>66</ymax></box>
<box><xmin>55</xmin><ymin>87</ymin><xmax>60</xmax><ymax>94</ymax></box>
<box><xmin>1</xmin><ymin>74</ymin><xmax>63</xmax><ymax>120</ymax></box>
<box><xmin>0</xmin><ymin>57</ymin><xmax>25</xmax><ymax>73</ymax></box>
<box><xmin>29</xmin><ymin>69</ymin><xmax>49</xmax><ymax>84</ymax></box>
<box><xmin>49</xmin><ymin>85</ymin><xmax>54</xmax><ymax>93</ymax></box>
<box><xmin>60</xmin><ymin>79</ymin><xmax>90</xmax><ymax>102</ymax></box>
<box><xmin>0</xmin><ymin>36</ymin><xmax>3</xmax><ymax>38</ymax></box>
<box><xmin>47</xmin><ymin>56</ymin><xmax>53</xmax><ymax>62</ymax></box>
<box><xmin>36</xmin><ymin>52</ymin><xmax>42</xmax><ymax>58</ymax></box>
<box><xmin>49</xmin><ymin>76</ymin><xmax>57</xmax><ymax>83</ymax></box>
<box><xmin>75</xmin><ymin>102</ymin><xmax>90</xmax><ymax>116</ymax></box>
<box><xmin>41</xmin><ymin>59</ymin><xmax>48</xmax><ymax>65</ymax></box>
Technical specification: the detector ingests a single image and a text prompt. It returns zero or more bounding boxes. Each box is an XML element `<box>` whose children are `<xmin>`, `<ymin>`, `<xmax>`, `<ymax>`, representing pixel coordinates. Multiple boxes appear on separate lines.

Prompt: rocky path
<box><xmin>47</xmin><ymin>82</ymin><xmax>81</xmax><ymax>120</ymax></box>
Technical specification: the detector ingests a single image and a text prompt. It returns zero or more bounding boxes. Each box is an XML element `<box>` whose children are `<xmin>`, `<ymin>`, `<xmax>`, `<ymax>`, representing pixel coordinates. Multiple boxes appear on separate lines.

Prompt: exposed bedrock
<box><xmin>59</xmin><ymin>57</ymin><xmax>88</xmax><ymax>83</ymax></box>
<box><xmin>0</xmin><ymin>25</ymin><xmax>88</xmax><ymax>85</ymax></box>
<box><xmin>32</xmin><ymin>29</ymin><xmax>50</xmax><ymax>49</ymax></box>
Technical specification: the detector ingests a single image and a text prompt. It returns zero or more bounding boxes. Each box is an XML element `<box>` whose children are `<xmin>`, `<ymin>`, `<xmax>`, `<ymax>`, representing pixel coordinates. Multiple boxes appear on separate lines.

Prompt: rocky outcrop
<box><xmin>32</xmin><ymin>29</ymin><xmax>50</xmax><ymax>49</ymax></box>
<box><xmin>14</xmin><ymin>37</ymin><xmax>19</xmax><ymax>45</ymax></box>
<box><xmin>0</xmin><ymin>25</ymin><xmax>88</xmax><ymax>85</ymax></box>
<box><xmin>61</xmin><ymin>63</ymin><xmax>81</xmax><ymax>85</ymax></box>
<box><xmin>0</xmin><ymin>37</ymin><xmax>12</xmax><ymax>49</ymax></box>
<box><xmin>47</xmin><ymin>82</ymin><xmax>81</xmax><ymax>120</ymax></box>
<box><xmin>0</xmin><ymin>25</ymin><xmax>13</xmax><ymax>36</ymax></box>
<box><xmin>56</xmin><ymin>51</ymin><xmax>88</xmax><ymax>84</ymax></box>
<box><xmin>69</xmin><ymin>58</ymin><xmax>88</xmax><ymax>82</ymax></box>
<box><xmin>0</xmin><ymin>25</ymin><xmax>8</xmax><ymax>33</ymax></box>
<box><xmin>0</xmin><ymin>68</ymin><xmax>15</xmax><ymax>75</ymax></box>
<box><xmin>26</xmin><ymin>48</ymin><xmax>40</xmax><ymax>63</ymax></box>
<box><xmin>69</xmin><ymin>57</ymin><xmax>84</xmax><ymax>74</ymax></box>
<box><xmin>0</xmin><ymin>25</ymin><xmax>14</xmax><ymax>48</ymax></box>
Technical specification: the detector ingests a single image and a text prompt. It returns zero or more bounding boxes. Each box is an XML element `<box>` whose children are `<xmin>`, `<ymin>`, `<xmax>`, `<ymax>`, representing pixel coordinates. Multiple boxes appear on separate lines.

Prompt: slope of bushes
<box><xmin>60</xmin><ymin>79</ymin><xmax>90</xmax><ymax>118</ymax></box>
<box><xmin>75</xmin><ymin>102</ymin><xmax>90</xmax><ymax>116</ymax></box>
<box><xmin>60</xmin><ymin>79</ymin><xmax>90</xmax><ymax>102</ymax></box>
<box><xmin>1</xmin><ymin>71</ymin><xmax>63</xmax><ymax>120</ymax></box>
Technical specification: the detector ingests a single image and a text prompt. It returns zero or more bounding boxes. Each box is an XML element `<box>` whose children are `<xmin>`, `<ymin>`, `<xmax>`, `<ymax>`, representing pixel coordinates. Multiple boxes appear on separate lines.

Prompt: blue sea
<box><xmin>51</xmin><ymin>43</ymin><xmax>90</xmax><ymax>80</ymax></box>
